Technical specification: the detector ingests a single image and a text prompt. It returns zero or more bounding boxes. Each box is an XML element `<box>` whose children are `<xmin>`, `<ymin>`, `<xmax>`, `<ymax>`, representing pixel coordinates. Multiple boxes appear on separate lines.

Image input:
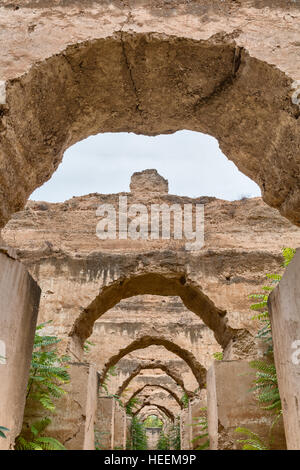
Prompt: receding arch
<box><xmin>139</xmin><ymin>407</ymin><xmax>170</xmax><ymax>426</ymax></box>
<box><xmin>135</xmin><ymin>403</ymin><xmax>175</xmax><ymax>422</ymax></box>
<box><xmin>117</xmin><ymin>362</ymin><xmax>193</xmax><ymax>398</ymax></box>
<box><xmin>126</xmin><ymin>384</ymin><xmax>183</xmax><ymax>409</ymax></box>
<box><xmin>69</xmin><ymin>271</ymin><xmax>232</xmax><ymax>354</ymax></box>
<box><xmin>99</xmin><ymin>335</ymin><xmax>207</xmax><ymax>388</ymax></box>
<box><xmin>1</xmin><ymin>31</ymin><xmax>300</xmax><ymax>230</ymax></box>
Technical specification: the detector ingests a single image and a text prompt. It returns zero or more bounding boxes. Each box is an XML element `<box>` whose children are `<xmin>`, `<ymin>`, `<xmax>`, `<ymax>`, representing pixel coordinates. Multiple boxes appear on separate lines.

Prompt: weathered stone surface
<box><xmin>207</xmin><ymin>360</ymin><xmax>286</xmax><ymax>450</ymax></box>
<box><xmin>31</xmin><ymin>362</ymin><xmax>98</xmax><ymax>450</ymax></box>
<box><xmin>113</xmin><ymin>401</ymin><xmax>126</xmax><ymax>450</ymax></box>
<box><xmin>115</xmin><ymin>359</ymin><xmax>194</xmax><ymax>399</ymax></box>
<box><xmin>269</xmin><ymin>249</ymin><xmax>300</xmax><ymax>450</ymax></box>
<box><xmin>145</xmin><ymin>427</ymin><xmax>161</xmax><ymax>450</ymax></box>
<box><xmin>0</xmin><ymin>1</ymin><xmax>300</xmax><ymax>227</ymax></box>
<box><xmin>0</xmin><ymin>251</ymin><xmax>40</xmax><ymax>450</ymax></box>
<box><xmin>96</xmin><ymin>397</ymin><xmax>115</xmax><ymax>450</ymax></box>
<box><xmin>132</xmin><ymin>387</ymin><xmax>181</xmax><ymax>419</ymax></box>
<box><xmin>125</xmin><ymin>384</ymin><xmax>182</xmax><ymax>411</ymax></box>
<box><xmin>180</xmin><ymin>406</ymin><xmax>192</xmax><ymax>450</ymax></box>
<box><xmin>3</xmin><ymin>173</ymin><xmax>300</xmax><ymax>360</ymax></box>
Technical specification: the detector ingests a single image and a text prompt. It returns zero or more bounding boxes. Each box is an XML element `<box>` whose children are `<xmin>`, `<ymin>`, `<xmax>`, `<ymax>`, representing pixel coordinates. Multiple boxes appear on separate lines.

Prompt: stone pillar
<box><xmin>190</xmin><ymin>398</ymin><xmax>207</xmax><ymax>450</ymax></box>
<box><xmin>268</xmin><ymin>249</ymin><xmax>300</xmax><ymax>450</ymax></box>
<box><xmin>0</xmin><ymin>249</ymin><xmax>41</xmax><ymax>450</ymax></box>
<box><xmin>44</xmin><ymin>363</ymin><xmax>98</xmax><ymax>450</ymax></box>
<box><xmin>180</xmin><ymin>406</ymin><xmax>192</xmax><ymax>450</ymax></box>
<box><xmin>96</xmin><ymin>396</ymin><xmax>115</xmax><ymax>449</ymax></box>
<box><xmin>113</xmin><ymin>401</ymin><xmax>126</xmax><ymax>450</ymax></box>
<box><xmin>145</xmin><ymin>427</ymin><xmax>161</xmax><ymax>449</ymax></box>
<box><xmin>207</xmin><ymin>360</ymin><xmax>286</xmax><ymax>450</ymax></box>
<box><xmin>126</xmin><ymin>415</ymin><xmax>131</xmax><ymax>449</ymax></box>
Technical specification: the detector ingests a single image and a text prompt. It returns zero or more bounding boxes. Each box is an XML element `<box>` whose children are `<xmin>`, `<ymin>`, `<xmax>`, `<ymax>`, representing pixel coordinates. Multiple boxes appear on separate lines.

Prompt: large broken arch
<box><xmin>0</xmin><ymin>24</ymin><xmax>299</xmax><ymax>227</ymax></box>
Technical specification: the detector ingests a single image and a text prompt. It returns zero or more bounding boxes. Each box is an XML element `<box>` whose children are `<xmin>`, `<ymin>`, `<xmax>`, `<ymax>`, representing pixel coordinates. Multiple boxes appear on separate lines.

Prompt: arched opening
<box><xmin>117</xmin><ymin>363</ymin><xmax>192</xmax><ymax>398</ymax></box>
<box><xmin>69</xmin><ymin>271</ymin><xmax>233</xmax><ymax>356</ymax></box>
<box><xmin>98</xmin><ymin>336</ymin><xmax>207</xmax><ymax>388</ymax></box>
<box><xmin>1</xmin><ymin>32</ymin><xmax>299</xmax><ymax>229</ymax></box>
<box><xmin>125</xmin><ymin>384</ymin><xmax>183</xmax><ymax>409</ymax></box>
<box><xmin>1</xmin><ymin>5</ymin><xmax>299</xmax><ymax>452</ymax></box>
<box><xmin>135</xmin><ymin>403</ymin><xmax>175</xmax><ymax>423</ymax></box>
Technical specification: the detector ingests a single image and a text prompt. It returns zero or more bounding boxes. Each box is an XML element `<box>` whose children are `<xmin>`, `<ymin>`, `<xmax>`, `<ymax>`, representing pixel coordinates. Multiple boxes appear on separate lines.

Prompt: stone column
<box><xmin>145</xmin><ymin>428</ymin><xmax>161</xmax><ymax>449</ymax></box>
<box><xmin>268</xmin><ymin>249</ymin><xmax>300</xmax><ymax>450</ymax></box>
<box><xmin>207</xmin><ymin>360</ymin><xmax>286</xmax><ymax>450</ymax></box>
<box><xmin>44</xmin><ymin>362</ymin><xmax>98</xmax><ymax>450</ymax></box>
<box><xmin>96</xmin><ymin>396</ymin><xmax>115</xmax><ymax>449</ymax></box>
<box><xmin>180</xmin><ymin>406</ymin><xmax>192</xmax><ymax>450</ymax></box>
<box><xmin>113</xmin><ymin>401</ymin><xmax>126</xmax><ymax>450</ymax></box>
<box><xmin>0</xmin><ymin>249</ymin><xmax>41</xmax><ymax>450</ymax></box>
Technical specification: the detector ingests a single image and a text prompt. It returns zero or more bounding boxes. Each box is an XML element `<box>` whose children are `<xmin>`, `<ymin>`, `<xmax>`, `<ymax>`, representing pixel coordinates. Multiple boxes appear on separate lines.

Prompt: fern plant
<box><xmin>249</xmin><ymin>361</ymin><xmax>281</xmax><ymax>412</ymax></box>
<box><xmin>169</xmin><ymin>422</ymin><xmax>181</xmax><ymax>450</ymax></box>
<box><xmin>0</xmin><ymin>426</ymin><xmax>8</xmax><ymax>438</ymax></box>
<box><xmin>181</xmin><ymin>392</ymin><xmax>189</xmax><ymax>408</ymax></box>
<box><xmin>26</xmin><ymin>321</ymin><xmax>70</xmax><ymax>412</ymax></box>
<box><xmin>190</xmin><ymin>409</ymin><xmax>209</xmax><ymax>450</ymax></box>
<box><xmin>235</xmin><ymin>248</ymin><xmax>295</xmax><ymax>450</ymax></box>
<box><xmin>16</xmin><ymin>321</ymin><xmax>70</xmax><ymax>451</ymax></box>
<box><xmin>130</xmin><ymin>416</ymin><xmax>148</xmax><ymax>450</ymax></box>
<box><xmin>235</xmin><ymin>427</ymin><xmax>268</xmax><ymax>450</ymax></box>
<box><xmin>156</xmin><ymin>430</ymin><xmax>170</xmax><ymax>450</ymax></box>
<box><xmin>16</xmin><ymin>418</ymin><xmax>65</xmax><ymax>450</ymax></box>
<box><xmin>126</xmin><ymin>397</ymin><xmax>140</xmax><ymax>416</ymax></box>
<box><xmin>99</xmin><ymin>366</ymin><xmax>117</xmax><ymax>396</ymax></box>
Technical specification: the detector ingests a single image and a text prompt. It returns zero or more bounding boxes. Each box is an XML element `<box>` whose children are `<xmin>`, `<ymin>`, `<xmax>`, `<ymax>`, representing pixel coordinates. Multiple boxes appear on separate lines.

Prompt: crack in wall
<box><xmin>120</xmin><ymin>31</ymin><xmax>142</xmax><ymax>114</ymax></box>
<box><xmin>194</xmin><ymin>45</ymin><xmax>244</xmax><ymax>110</ymax></box>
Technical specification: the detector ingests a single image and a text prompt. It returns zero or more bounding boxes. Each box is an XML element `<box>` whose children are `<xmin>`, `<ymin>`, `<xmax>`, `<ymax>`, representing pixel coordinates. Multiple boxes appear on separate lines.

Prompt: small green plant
<box><xmin>157</xmin><ymin>430</ymin><xmax>170</xmax><ymax>450</ymax></box>
<box><xmin>130</xmin><ymin>416</ymin><xmax>148</xmax><ymax>450</ymax></box>
<box><xmin>0</xmin><ymin>426</ymin><xmax>9</xmax><ymax>439</ymax></box>
<box><xmin>26</xmin><ymin>321</ymin><xmax>70</xmax><ymax>412</ymax></box>
<box><xmin>181</xmin><ymin>392</ymin><xmax>189</xmax><ymax>408</ymax></box>
<box><xmin>99</xmin><ymin>366</ymin><xmax>117</xmax><ymax>395</ymax></box>
<box><xmin>169</xmin><ymin>422</ymin><xmax>181</xmax><ymax>450</ymax></box>
<box><xmin>16</xmin><ymin>321</ymin><xmax>70</xmax><ymax>451</ymax></box>
<box><xmin>126</xmin><ymin>396</ymin><xmax>140</xmax><ymax>416</ymax></box>
<box><xmin>235</xmin><ymin>427</ymin><xmax>268</xmax><ymax>450</ymax></box>
<box><xmin>83</xmin><ymin>340</ymin><xmax>95</xmax><ymax>353</ymax></box>
<box><xmin>16</xmin><ymin>418</ymin><xmax>66</xmax><ymax>450</ymax></box>
<box><xmin>213</xmin><ymin>352</ymin><xmax>223</xmax><ymax>361</ymax></box>
<box><xmin>235</xmin><ymin>248</ymin><xmax>295</xmax><ymax>450</ymax></box>
<box><xmin>190</xmin><ymin>408</ymin><xmax>209</xmax><ymax>450</ymax></box>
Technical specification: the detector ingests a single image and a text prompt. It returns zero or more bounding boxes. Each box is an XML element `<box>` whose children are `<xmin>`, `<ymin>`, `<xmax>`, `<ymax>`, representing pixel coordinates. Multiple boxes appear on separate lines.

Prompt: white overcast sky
<box><xmin>30</xmin><ymin>130</ymin><xmax>261</xmax><ymax>202</ymax></box>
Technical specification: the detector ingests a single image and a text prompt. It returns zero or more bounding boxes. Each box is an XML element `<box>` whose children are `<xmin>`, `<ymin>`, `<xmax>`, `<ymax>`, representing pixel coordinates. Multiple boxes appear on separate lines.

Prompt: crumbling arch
<box><xmin>132</xmin><ymin>388</ymin><xmax>182</xmax><ymax>418</ymax></box>
<box><xmin>140</xmin><ymin>409</ymin><xmax>168</xmax><ymax>425</ymax></box>
<box><xmin>126</xmin><ymin>384</ymin><xmax>183</xmax><ymax>409</ymax></box>
<box><xmin>117</xmin><ymin>362</ymin><xmax>193</xmax><ymax>398</ymax></box>
<box><xmin>135</xmin><ymin>403</ymin><xmax>175</xmax><ymax>422</ymax></box>
<box><xmin>99</xmin><ymin>335</ymin><xmax>207</xmax><ymax>388</ymax></box>
<box><xmin>1</xmin><ymin>31</ymin><xmax>300</xmax><ymax>230</ymax></box>
<box><xmin>69</xmin><ymin>271</ymin><xmax>232</xmax><ymax>356</ymax></box>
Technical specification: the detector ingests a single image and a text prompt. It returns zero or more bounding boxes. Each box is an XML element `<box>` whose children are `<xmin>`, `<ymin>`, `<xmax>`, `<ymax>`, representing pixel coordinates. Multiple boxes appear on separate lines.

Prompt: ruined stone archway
<box><xmin>135</xmin><ymin>403</ymin><xmax>175</xmax><ymax>422</ymax></box>
<box><xmin>69</xmin><ymin>271</ymin><xmax>232</xmax><ymax>357</ymax></box>
<box><xmin>131</xmin><ymin>387</ymin><xmax>182</xmax><ymax>418</ymax></box>
<box><xmin>126</xmin><ymin>384</ymin><xmax>183</xmax><ymax>409</ymax></box>
<box><xmin>117</xmin><ymin>362</ymin><xmax>192</xmax><ymax>398</ymax></box>
<box><xmin>1</xmin><ymin>5</ymin><xmax>300</xmax><ymax>229</ymax></box>
<box><xmin>99</xmin><ymin>335</ymin><xmax>207</xmax><ymax>388</ymax></box>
